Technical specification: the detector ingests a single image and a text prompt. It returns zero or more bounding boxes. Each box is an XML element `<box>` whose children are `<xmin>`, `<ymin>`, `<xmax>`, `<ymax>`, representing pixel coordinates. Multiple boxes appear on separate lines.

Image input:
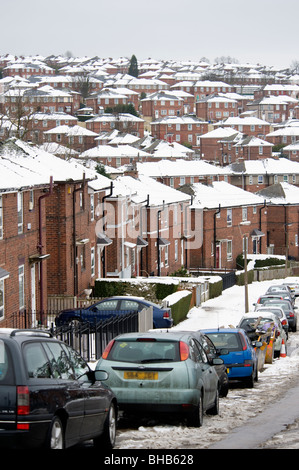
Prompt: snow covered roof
<box><xmin>257</xmin><ymin>182</ymin><xmax>299</xmax><ymax>205</ymax></box>
<box><xmin>0</xmin><ymin>139</ymin><xmax>98</xmax><ymax>191</ymax></box>
<box><xmin>230</xmin><ymin>157</ymin><xmax>299</xmax><ymax>175</ymax></box>
<box><xmin>191</xmin><ymin>181</ymin><xmax>264</xmax><ymax>209</ymax></box>
<box><xmin>112</xmin><ymin>174</ymin><xmax>191</xmax><ymax>206</ymax></box>
<box><xmin>137</xmin><ymin>159</ymin><xmax>230</xmax><ymax>178</ymax></box>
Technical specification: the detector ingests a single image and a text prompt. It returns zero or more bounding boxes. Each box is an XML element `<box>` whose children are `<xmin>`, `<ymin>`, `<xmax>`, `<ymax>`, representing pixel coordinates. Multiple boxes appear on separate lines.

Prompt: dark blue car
<box><xmin>55</xmin><ymin>296</ymin><xmax>173</xmax><ymax>329</ymax></box>
<box><xmin>201</xmin><ymin>328</ymin><xmax>259</xmax><ymax>388</ymax></box>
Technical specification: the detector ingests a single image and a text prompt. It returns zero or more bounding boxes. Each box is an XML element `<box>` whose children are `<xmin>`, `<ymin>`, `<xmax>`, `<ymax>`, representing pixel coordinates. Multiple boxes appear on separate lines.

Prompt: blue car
<box><xmin>201</xmin><ymin>328</ymin><xmax>260</xmax><ymax>388</ymax></box>
<box><xmin>55</xmin><ymin>296</ymin><xmax>173</xmax><ymax>329</ymax></box>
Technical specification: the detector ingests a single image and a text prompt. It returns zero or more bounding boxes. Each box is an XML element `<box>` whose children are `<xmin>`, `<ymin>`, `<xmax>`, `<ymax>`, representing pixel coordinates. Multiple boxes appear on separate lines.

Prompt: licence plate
<box><xmin>124</xmin><ymin>371</ymin><xmax>158</xmax><ymax>380</ymax></box>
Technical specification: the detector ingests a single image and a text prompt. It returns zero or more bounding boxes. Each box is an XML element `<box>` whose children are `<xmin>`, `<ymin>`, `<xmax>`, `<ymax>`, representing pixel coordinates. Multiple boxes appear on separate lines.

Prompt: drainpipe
<box><xmin>73</xmin><ymin>174</ymin><xmax>86</xmax><ymax>296</ymax></box>
<box><xmin>259</xmin><ymin>199</ymin><xmax>266</xmax><ymax>253</ymax></box>
<box><xmin>101</xmin><ymin>182</ymin><xmax>113</xmax><ymax>277</ymax></box>
<box><xmin>139</xmin><ymin>194</ymin><xmax>149</xmax><ymax>275</ymax></box>
<box><xmin>214</xmin><ymin>204</ymin><xmax>221</xmax><ymax>268</ymax></box>
<box><xmin>157</xmin><ymin>200</ymin><xmax>165</xmax><ymax>276</ymax></box>
<box><xmin>38</xmin><ymin>176</ymin><xmax>53</xmax><ymax>321</ymax></box>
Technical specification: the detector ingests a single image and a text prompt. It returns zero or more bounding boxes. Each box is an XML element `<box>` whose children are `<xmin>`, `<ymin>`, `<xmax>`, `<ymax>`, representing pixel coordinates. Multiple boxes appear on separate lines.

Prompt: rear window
<box><xmin>205</xmin><ymin>333</ymin><xmax>243</xmax><ymax>351</ymax></box>
<box><xmin>0</xmin><ymin>340</ymin><xmax>15</xmax><ymax>385</ymax></box>
<box><xmin>108</xmin><ymin>340</ymin><xmax>179</xmax><ymax>363</ymax></box>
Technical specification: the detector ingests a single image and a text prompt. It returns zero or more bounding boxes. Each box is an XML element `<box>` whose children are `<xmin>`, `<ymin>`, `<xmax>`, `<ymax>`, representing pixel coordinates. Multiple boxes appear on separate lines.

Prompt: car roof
<box><xmin>112</xmin><ymin>330</ymin><xmax>202</xmax><ymax>342</ymax></box>
<box><xmin>239</xmin><ymin>312</ymin><xmax>277</xmax><ymax>320</ymax></box>
<box><xmin>201</xmin><ymin>328</ymin><xmax>244</xmax><ymax>334</ymax></box>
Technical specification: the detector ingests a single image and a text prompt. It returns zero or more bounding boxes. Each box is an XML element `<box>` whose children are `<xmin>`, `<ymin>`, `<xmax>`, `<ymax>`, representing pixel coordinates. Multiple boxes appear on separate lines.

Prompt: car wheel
<box><xmin>207</xmin><ymin>388</ymin><xmax>220</xmax><ymax>415</ymax></box>
<box><xmin>95</xmin><ymin>402</ymin><xmax>117</xmax><ymax>448</ymax></box>
<box><xmin>47</xmin><ymin>416</ymin><xmax>65</xmax><ymax>449</ymax></box>
<box><xmin>187</xmin><ymin>393</ymin><xmax>203</xmax><ymax>427</ymax></box>
<box><xmin>244</xmin><ymin>371</ymin><xmax>255</xmax><ymax>388</ymax></box>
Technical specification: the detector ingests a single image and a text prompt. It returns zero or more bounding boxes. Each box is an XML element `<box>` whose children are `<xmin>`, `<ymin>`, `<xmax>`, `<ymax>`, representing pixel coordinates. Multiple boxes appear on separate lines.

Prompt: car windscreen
<box><xmin>0</xmin><ymin>339</ymin><xmax>15</xmax><ymax>385</ymax></box>
<box><xmin>205</xmin><ymin>333</ymin><xmax>243</xmax><ymax>351</ymax></box>
<box><xmin>107</xmin><ymin>339</ymin><xmax>180</xmax><ymax>363</ymax></box>
<box><xmin>239</xmin><ymin>317</ymin><xmax>274</xmax><ymax>330</ymax></box>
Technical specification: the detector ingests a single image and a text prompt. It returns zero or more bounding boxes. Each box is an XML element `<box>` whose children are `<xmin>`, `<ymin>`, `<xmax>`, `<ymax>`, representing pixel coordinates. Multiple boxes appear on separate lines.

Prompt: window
<box><xmin>18</xmin><ymin>265</ymin><xmax>25</xmax><ymax>309</ymax></box>
<box><xmin>227</xmin><ymin>208</ymin><xmax>232</xmax><ymax>226</ymax></box>
<box><xmin>258</xmin><ymin>175</ymin><xmax>264</xmax><ymax>184</ymax></box>
<box><xmin>90</xmin><ymin>193</ymin><xmax>94</xmax><ymax>221</ymax></box>
<box><xmin>227</xmin><ymin>240</ymin><xmax>232</xmax><ymax>260</ymax></box>
<box><xmin>283</xmin><ymin>175</ymin><xmax>289</xmax><ymax>183</ymax></box>
<box><xmin>24</xmin><ymin>343</ymin><xmax>51</xmax><ymax>378</ymax></box>
<box><xmin>91</xmin><ymin>247</ymin><xmax>95</xmax><ymax>277</ymax></box>
<box><xmin>242</xmin><ymin>207</ymin><xmax>247</xmax><ymax>221</ymax></box>
<box><xmin>17</xmin><ymin>192</ymin><xmax>23</xmax><ymax>234</ymax></box>
<box><xmin>175</xmin><ymin>240</ymin><xmax>178</xmax><ymax>261</ymax></box>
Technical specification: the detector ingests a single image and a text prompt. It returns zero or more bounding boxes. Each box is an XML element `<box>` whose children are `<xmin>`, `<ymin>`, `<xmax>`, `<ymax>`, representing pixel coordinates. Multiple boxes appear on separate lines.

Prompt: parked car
<box><xmin>254</xmin><ymin>294</ymin><xmax>293</xmax><ymax>308</ymax></box>
<box><xmin>96</xmin><ymin>330</ymin><xmax>223</xmax><ymax>427</ymax></box>
<box><xmin>199</xmin><ymin>333</ymin><xmax>229</xmax><ymax>397</ymax></box>
<box><xmin>55</xmin><ymin>296</ymin><xmax>173</xmax><ymax>329</ymax></box>
<box><xmin>260</xmin><ymin>299</ymin><xmax>298</xmax><ymax>332</ymax></box>
<box><xmin>282</xmin><ymin>281</ymin><xmax>299</xmax><ymax>297</ymax></box>
<box><xmin>238</xmin><ymin>312</ymin><xmax>287</xmax><ymax>358</ymax></box>
<box><xmin>264</xmin><ymin>286</ymin><xmax>294</xmax><ymax>305</ymax></box>
<box><xmin>0</xmin><ymin>328</ymin><xmax>117</xmax><ymax>449</ymax></box>
<box><xmin>202</xmin><ymin>328</ymin><xmax>260</xmax><ymax>388</ymax></box>
<box><xmin>255</xmin><ymin>305</ymin><xmax>289</xmax><ymax>339</ymax></box>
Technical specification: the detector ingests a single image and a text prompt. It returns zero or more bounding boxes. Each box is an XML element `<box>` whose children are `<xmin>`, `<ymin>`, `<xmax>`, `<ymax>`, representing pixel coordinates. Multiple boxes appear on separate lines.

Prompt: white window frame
<box><xmin>18</xmin><ymin>265</ymin><xmax>25</xmax><ymax>310</ymax></box>
<box><xmin>17</xmin><ymin>192</ymin><xmax>23</xmax><ymax>234</ymax></box>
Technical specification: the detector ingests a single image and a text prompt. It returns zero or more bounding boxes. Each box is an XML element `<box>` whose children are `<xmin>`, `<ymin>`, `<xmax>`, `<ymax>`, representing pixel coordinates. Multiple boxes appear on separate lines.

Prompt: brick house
<box><xmin>86</xmin><ymin>87</ymin><xmax>139</xmax><ymax>114</ymax></box>
<box><xmin>193</xmin><ymin>80</ymin><xmax>235</xmax><ymax>101</ymax></box>
<box><xmin>25</xmin><ymin>111</ymin><xmax>78</xmax><ymax>144</ymax></box>
<box><xmin>105</xmin><ymin>175</ymin><xmax>193</xmax><ymax>277</ymax></box>
<box><xmin>151</xmin><ymin>115</ymin><xmax>209</xmax><ymax>148</ymax></box>
<box><xmin>141</xmin><ymin>90</ymin><xmax>189</xmax><ymax>119</ymax></box>
<box><xmin>1</xmin><ymin>85</ymin><xmax>80</xmax><ymax>118</ymax></box>
<box><xmin>85</xmin><ymin>88</ymin><xmax>128</xmax><ymax>113</ymax></box>
<box><xmin>257</xmin><ymin>182</ymin><xmax>299</xmax><ymax>260</ymax></box>
<box><xmin>0</xmin><ymin>140</ymin><xmax>52</xmax><ymax>326</ymax></box>
<box><xmin>2</xmin><ymin>61</ymin><xmax>55</xmax><ymax>78</ymax></box>
<box><xmin>43</xmin><ymin>124</ymin><xmax>98</xmax><ymax>153</ymax></box>
<box><xmin>136</xmin><ymin>160</ymin><xmax>232</xmax><ymax>189</ymax></box>
<box><xmin>80</xmin><ymin>144</ymin><xmax>151</xmax><ymax>168</ymax></box>
<box><xmin>233</xmin><ymin>136</ymin><xmax>273</xmax><ymax>161</ymax></box>
<box><xmin>196</xmin><ymin>94</ymin><xmax>239</xmax><ymax>122</ymax></box>
<box><xmin>187</xmin><ymin>181</ymin><xmax>267</xmax><ymax>270</ymax></box>
<box><xmin>216</xmin><ymin>116</ymin><xmax>271</xmax><ymax>139</ymax></box>
<box><xmin>283</xmin><ymin>141</ymin><xmax>299</xmax><ymax>161</ymax></box>
<box><xmin>199</xmin><ymin>127</ymin><xmax>241</xmax><ymax>164</ymax></box>
<box><xmin>247</xmin><ymin>95</ymin><xmax>298</xmax><ymax>123</ymax></box>
<box><xmin>266</xmin><ymin>126</ymin><xmax>299</xmax><ymax>146</ymax></box>
<box><xmin>228</xmin><ymin>158</ymin><xmax>299</xmax><ymax>192</ymax></box>
<box><xmin>86</xmin><ymin>113</ymin><xmax>145</xmax><ymax>138</ymax></box>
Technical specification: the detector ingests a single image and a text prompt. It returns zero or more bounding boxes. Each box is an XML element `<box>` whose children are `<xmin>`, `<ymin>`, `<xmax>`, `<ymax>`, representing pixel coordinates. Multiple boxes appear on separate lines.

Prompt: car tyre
<box><xmin>207</xmin><ymin>388</ymin><xmax>219</xmax><ymax>415</ymax></box>
<box><xmin>95</xmin><ymin>401</ymin><xmax>117</xmax><ymax>448</ymax></box>
<box><xmin>187</xmin><ymin>393</ymin><xmax>203</xmax><ymax>427</ymax></box>
<box><xmin>47</xmin><ymin>416</ymin><xmax>65</xmax><ymax>449</ymax></box>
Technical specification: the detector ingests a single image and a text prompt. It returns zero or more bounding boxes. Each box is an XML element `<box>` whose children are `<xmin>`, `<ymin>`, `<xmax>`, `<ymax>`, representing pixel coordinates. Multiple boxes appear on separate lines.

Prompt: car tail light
<box><xmin>102</xmin><ymin>339</ymin><xmax>115</xmax><ymax>360</ymax></box>
<box><xmin>238</xmin><ymin>332</ymin><xmax>247</xmax><ymax>351</ymax></box>
<box><xmin>244</xmin><ymin>360</ymin><xmax>253</xmax><ymax>367</ymax></box>
<box><xmin>17</xmin><ymin>386</ymin><xmax>30</xmax><ymax>430</ymax></box>
<box><xmin>281</xmin><ymin>319</ymin><xmax>287</xmax><ymax>326</ymax></box>
<box><xmin>17</xmin><ymin>386</ymin><xmax>30</xmax><ymax>416</ymax></box>
<box><xmin>179</xmin><ymin>341</ymin><xmax>189</xmax><ymax>361</ymax></box>
<box><xmin>289</xmin><ymin>313</ymin><xmax>294</xmax><ymax>317</ymax></box>
<box><xmin>163</xmin><ymin>311</ymin><xmax>170</xmax><ymax>319</ymax></box>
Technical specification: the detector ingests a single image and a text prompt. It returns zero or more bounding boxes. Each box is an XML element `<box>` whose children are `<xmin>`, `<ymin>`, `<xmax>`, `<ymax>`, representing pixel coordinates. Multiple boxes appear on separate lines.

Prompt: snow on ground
<box><xmin>115</xmin><ymin>277</ymin><xmax>299</xmax><ymax>449</ymax></box>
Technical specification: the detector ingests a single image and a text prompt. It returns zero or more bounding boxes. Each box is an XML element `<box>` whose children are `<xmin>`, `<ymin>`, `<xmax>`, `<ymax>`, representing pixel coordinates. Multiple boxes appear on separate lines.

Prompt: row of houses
<box><xmin>1</xmin><ymin>138</ymin><xmax>299</xmax><ymax>328</ymax></box>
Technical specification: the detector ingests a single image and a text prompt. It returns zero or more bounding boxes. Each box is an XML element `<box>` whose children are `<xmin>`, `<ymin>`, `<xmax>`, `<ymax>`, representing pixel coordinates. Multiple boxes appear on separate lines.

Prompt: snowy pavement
<box><xmin>114</xmin><ymin>277</ymin><xmax>299</xmax><ymax>449</ymax></box>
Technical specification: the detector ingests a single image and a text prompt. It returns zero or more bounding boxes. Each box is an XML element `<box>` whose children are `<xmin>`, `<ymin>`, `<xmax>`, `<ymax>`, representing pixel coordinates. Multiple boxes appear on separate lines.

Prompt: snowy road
<box><xmin>114</xmin><ymin>278</ymin><xmax>299</xmax><ymax>450</ymax></box>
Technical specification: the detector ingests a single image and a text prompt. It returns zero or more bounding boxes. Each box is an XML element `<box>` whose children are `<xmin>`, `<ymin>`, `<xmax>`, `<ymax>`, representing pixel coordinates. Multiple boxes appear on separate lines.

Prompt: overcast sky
<box><xmin>1</xmin><ymin>0</ymin><xmax>298</xmax><ymax>69</ymax></box>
